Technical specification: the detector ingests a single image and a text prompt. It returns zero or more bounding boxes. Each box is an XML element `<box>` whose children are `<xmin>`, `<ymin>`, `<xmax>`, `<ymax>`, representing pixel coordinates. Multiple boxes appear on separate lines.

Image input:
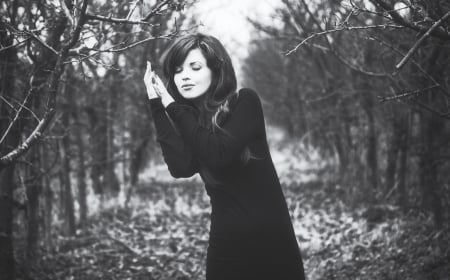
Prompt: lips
<box><xmin>181</xmin><ymin>84</ymin><xmax>195</xmax><ymax>90</ymax></box>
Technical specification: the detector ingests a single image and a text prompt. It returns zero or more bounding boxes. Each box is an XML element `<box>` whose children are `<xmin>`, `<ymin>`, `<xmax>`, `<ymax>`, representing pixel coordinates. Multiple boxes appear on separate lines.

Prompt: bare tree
<box><xmin>0</xmin><ymin>0</ymin><xmax>188</xmax><ymax>278</ymax></box>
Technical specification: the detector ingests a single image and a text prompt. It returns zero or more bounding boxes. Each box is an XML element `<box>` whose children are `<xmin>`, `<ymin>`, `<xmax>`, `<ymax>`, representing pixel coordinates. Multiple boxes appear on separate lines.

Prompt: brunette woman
<box><xmin>143</xmin><ymin>33</ymin><xmax>305</xmax><ymax>280</ymax></box>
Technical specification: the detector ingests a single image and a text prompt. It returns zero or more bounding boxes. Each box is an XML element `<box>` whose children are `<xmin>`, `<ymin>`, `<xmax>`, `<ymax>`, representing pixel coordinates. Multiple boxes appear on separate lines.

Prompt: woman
<box><xmin>143</xmin><ymin>33</ymin><xmax>305</xmax><ymax>280</ymax></box>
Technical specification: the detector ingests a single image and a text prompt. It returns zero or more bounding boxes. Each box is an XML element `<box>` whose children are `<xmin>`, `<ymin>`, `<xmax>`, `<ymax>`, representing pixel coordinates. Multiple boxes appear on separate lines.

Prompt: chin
<box><xmin>180</xmin><ymin>91</ymin><xmax>206</xmax><ymax>100</ymax></box>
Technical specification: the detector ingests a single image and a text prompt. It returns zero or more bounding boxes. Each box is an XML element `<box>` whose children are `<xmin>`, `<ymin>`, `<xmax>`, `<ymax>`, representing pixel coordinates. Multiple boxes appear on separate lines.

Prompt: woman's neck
<box><xmin>191</xmin><ymin>94</ymin><xmax>206</xmax><ymax>111</ymax></box>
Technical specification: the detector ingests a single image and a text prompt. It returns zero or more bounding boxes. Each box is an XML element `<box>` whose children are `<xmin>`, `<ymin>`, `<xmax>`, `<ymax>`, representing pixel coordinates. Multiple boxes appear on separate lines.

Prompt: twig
<box><xmin>370</xmin><ymin>0</ymin><xmax>450</xmax><ymax>40</ymax></box>
<box><xmin>143</xmin><ymin>0</ymin><xmax>172</xmax><ymax>21</ymax></box>
<box><xmin>0</xmin><ymin>76</ymin><xmax>36</xmax><ymax>146</ymax></box>
<box><xmin>126</xmin><ymin>0</ymin><xmax>141</xmax><ymax>20</ymax></box>
<box><xmin>370</xmin><ymin>35</ymin><xmax>450</xmax><ymax>99</ymax></box>
<box><xmin>25</xmin><ymin>31</ymin><xmax>59</xmax><ymax>55</ymax></box>
<box><xmin>411</xmin><ymin>99</ymin><xmax>450</xmax><ymax>119</ymax></box>
<box><xmin>0</xmin><ymin>109</ymin><xmax>55</xmax><ymax>166</ymax></box>
<box><xmin>66</xmin><ymin>0</ymin><xmax>89</xmax><ymax>50</ymax></box>
<box><xmin>105</xmin><ymin>233</ymin><xmax>141</xmax><ymax>256</ymax></box>
<box><xmin>65</xmin><ymin>31</ymin><xmax>177</xmax><ymax>64</ymax></box>
<box><xmin>59</xmin><ymin>0</ymin><xmax>75</xmax><ymax>26</ymax></box>
<box><xmin>286</xmin><ymin>24</ymin><xmax>405</xmax><ymax>56</ymax></box>
<box><xmin>0</xmin><ymin>38</ymin><xmax>30</xmax><ymax>53</ymax></box>
<box><xmin>85</xmin><ymin>13</ymin><xmax>159</xmax><ymax>26</ymax></box>
<box><xmin>378</xmin><ymin>85</ymin><xmax>439</xmax><ymax>103</ymax></box>
<box><xmin>395</xmin><ymin>10</ymin><xmax>450</xmax><ymax>73</ymax></box>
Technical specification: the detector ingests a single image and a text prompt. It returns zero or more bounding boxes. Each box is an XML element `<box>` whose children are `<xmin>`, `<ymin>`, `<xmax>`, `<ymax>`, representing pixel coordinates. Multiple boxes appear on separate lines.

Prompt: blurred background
<box><xmin>1</xmin><ymin>0</ymin><xmax>449</xmax><ymax>279</ymax></box>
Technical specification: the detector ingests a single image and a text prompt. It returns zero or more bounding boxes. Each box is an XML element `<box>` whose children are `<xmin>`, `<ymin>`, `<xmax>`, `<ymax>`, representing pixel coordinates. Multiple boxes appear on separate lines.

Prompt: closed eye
<box><xmin>190</xmin><ymin>62</ymin><xmax>202</xmax><ymax>71</ymax></box>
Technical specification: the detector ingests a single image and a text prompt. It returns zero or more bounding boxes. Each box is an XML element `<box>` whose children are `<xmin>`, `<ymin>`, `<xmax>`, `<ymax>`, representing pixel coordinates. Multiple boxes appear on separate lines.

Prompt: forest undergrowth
<box><xmin>21</xmin><ymin>176</ymin><xmax>449</xmax><ymax>280</ymax></box>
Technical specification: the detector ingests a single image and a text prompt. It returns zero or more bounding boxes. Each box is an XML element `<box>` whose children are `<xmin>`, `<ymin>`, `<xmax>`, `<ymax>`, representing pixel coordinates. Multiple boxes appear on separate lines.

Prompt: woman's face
<box><xmin>174</xmin><ymin>48</ymin><xmax>213</xmax><ymax>100</ymax></box>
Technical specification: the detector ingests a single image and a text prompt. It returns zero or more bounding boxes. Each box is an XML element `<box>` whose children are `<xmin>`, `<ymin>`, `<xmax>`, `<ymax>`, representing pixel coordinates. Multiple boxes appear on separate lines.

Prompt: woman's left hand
<box><xmin>152</xmin><ymin>72</ymin><xmax>175</xmax><ymax>108</ymax></box>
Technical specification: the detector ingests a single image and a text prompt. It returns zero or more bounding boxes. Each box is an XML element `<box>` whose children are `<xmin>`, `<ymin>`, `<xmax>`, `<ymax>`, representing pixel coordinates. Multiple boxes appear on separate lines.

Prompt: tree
<box><xmin>244</xmin><ymin>0</ymin><xmax>450</xmax><ymax>226</ymax></box>
<box><xmin>0</xmin><ymin>0</ymin><xmax>188</xmax><ymax>278</ymax></box>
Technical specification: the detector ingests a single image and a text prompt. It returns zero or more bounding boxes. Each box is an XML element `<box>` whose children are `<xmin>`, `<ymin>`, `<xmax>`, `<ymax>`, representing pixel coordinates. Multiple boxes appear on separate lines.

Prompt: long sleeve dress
<box><xmin>149</xmin><ymin>88</ymin><xmax>305</xmax><ymax>280</ymax></box>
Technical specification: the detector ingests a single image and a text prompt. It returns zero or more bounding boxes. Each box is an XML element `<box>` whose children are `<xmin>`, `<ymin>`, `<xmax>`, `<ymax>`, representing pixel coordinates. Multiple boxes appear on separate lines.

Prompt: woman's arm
<box><xmin>144</xmin><ymin>62</ymin><xmax>196</xmax><ymax>178</ymax></box>
<box><xmin>164</xmin><ymin>89</ymin><xmax>264</xmax><ymax>170</ymax></box>
<box><xmin>149</xmin><ymin>98</ymin><xmax>198</xmax><ymax>178</ymax></box>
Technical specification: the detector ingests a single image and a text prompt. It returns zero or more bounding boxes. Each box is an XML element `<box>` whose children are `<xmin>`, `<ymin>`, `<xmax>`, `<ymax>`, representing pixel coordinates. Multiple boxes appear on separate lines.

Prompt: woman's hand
<box><xmin>144</xmin><ymin>61</ymin><xmax>174</xmax><ymax>107</ymax></box>
<box><xmin>144</xmin><ymin>61</ymin><xmax>159</xmax><ymax>99</ymax></box>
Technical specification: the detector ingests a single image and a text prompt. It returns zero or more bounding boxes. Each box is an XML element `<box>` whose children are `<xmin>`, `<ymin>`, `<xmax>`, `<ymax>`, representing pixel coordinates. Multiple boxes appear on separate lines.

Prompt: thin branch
<box><xmin>59</xmin><ymin>0</ymin><xmax>75</xmax><ymax>26</ymax></box>
<box><xmin>303</xmin><ymin>42</ymin><xmax>389</xmax><ymax>77</ymax></box>
<box><xmin>410</xmin><ymin>99</ymin><xmax>450</xmax><ymax>119</ymax></box>
<box><xmin>0</xmin><ymin>38</ymin><xmax>30</xmax><ymax>53</ymax></box>
<box><xmin>370</xmin><ymin>35</ymin><xmax>450</xmax><ymax>99</ymax></box>
<box><xmin>0</xmin><ymin>76</ymin><xmax>36</xmax><ymax>146</ymax></box>
<box><xmin>143</xmin><ymin>0</ymin><xmax>172</xmax><ymax>21</ymax></box>
<box><xmin>378</xmin><ymin>85</ymin><xmax>439</xmax><ymax>103</ymax></box>
<box><xmin>66</xmin><ymin>0</ymin><xmax>89</xmax><ymax>50</ymax></box>
<box><xmin>0</xmin><ymin>109</ymin><xmax>55</xmax><ymax>166</ymax></box>
<box><xmin>25</xmin><ymin>31</ymin><xmax>59</xmax><ymax>55</ymax></box>
<box><xmin>66</xmin><ymin>31</ymin><xmax>178</xmax><ymax>64</ymax></box>
<box><xmin>286</xmin><ymin>24</ymin><xmax>405</xmax><ymax>56</ymax></box>
<box><xmin>126</xmin><ymin>0</ymin><xmax>141</xmax><ymax>20</ymax></box>
<box><xmin>395</xmin><ymin>10</ymin><xmax>450</xmax><ymax>73</ymax></box>
<box><xmin>370</xmin><ymin>0</ymin><xmax>450</xmax><ymax>40</ymax></box>
<box><xmin>85</xmin><ymin>13</ymin><xmax>159</xmax><ymax>26</ymax></box>
<box><xmin>0</xmin><ymin>96</ymin><xmax>15</xmax><ymax>111</ymax></box>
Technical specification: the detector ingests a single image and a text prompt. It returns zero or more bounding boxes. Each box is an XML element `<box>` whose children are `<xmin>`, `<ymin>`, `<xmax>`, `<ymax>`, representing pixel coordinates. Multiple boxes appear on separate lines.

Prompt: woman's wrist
<box><xmin>161</xmin><ymin>94</ymin><xmax>175</xmax><ymax>108</ymax></box>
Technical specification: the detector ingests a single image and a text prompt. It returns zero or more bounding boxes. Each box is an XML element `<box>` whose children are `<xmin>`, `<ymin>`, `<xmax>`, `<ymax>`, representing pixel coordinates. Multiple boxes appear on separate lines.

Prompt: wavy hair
<box><xmin>161</xmin><ymin>33</ymin><xmax>253</xmax><ymax>184</ymax></box>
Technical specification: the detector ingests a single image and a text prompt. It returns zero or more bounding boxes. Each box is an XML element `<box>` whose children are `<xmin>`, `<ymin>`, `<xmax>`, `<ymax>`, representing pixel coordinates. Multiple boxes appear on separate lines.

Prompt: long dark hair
<box><xmin>161</xmin><ymin>33</ymin><xmax>252</xmax><ymax>184</ymax></box>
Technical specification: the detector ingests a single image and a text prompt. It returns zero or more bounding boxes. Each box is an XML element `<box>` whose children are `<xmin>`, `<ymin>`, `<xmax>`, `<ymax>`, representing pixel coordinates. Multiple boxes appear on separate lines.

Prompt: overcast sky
<box><xmin>190</xmin><ymin>0</ymin><xmax>280</xmax><ymax>84</ymax></box>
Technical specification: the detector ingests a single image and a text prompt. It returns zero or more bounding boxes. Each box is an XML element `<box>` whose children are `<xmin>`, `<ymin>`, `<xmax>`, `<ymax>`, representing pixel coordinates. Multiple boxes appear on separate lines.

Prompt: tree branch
<box><xmin>66</xmin><ymin>31</ymin><xmax>177</xmax><ymax>64</ymax></box>
<box><xmin>66</xmin><ymin>0</ymin><xmax>89</xmax><ymax>50</ymax></box>
<box><xmin>286</xmin><ymin>24</ymin><xmax>405</xmax><ymax>56</ymax></box>
<box><xmin>0</xmin><ymin>109</ymin><xmax>55</xmax><ymax>166</ymax></box>
<box><xmin>370</xmin><ymin>0</ymin><xmax>450</xmax><ymax>40</ymax></box>
<box><xmin>395</xmin><ymin>10</ymin><xmax>450</xmax><ymax>73</ymax></box>
<box><xmin>85</xmin><ymin>13</ymin><xmax>160</xmax><ymax>26</ymax></box>
<box><xmin>378</xmin><ymin>85</ymin><xmax>439</xmax><ymax>103</ymax></box>
<box><xmin>0</xmin><ymin>76</ymin><xmax>36</xmax><ymax>146</ymax></box>
<box><xmin>25</xmin><ymin>31</ymin><xmax>59</xmax><ymax>55</ymax></box>
<box><xmin>0</xmin><ymin>38</ymin><xmax>30</xmax><ymax>53</ymax></box>
<box><xmin>370</xmin><ymin>35</ymin><xmax>450</xmax><ymax>99</ymax></box>
<box><xmin>143</xmin><ymin>0</ymin><xmax>172</xmax><ymax>21</ymax></box>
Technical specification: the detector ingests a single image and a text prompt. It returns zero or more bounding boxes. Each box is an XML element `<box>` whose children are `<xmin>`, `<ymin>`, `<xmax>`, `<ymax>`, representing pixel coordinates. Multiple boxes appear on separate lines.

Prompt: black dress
<box><xmin>149</xmin><ymin>88</ymin><xmax>305</xmax><ymax>280</ymax></box>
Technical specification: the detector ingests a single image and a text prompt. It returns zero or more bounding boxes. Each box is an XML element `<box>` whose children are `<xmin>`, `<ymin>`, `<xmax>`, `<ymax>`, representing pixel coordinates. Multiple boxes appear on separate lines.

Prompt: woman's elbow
<box><xmin>168</xmin><ymin>166</ymin><xmax>197</xmax><ymax>178</ymax></box>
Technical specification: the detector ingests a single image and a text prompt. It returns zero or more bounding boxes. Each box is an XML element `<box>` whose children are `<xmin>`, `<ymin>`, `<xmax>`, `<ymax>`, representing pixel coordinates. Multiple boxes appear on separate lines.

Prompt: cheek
<box><xmin>203</xmin><ymin>71</ymin><xmax>213</xmax><ymax>87</ymax></box>
<box><xmin>173</xmin><ymin>75</ymin><xmax>181</xmax><ymax>88</ymax></box>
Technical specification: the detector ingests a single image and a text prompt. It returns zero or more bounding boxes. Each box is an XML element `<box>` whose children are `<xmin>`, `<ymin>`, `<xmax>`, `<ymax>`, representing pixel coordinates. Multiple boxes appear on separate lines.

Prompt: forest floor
<box><xmin>22</xmin><ymin>131</ymin><xmax>450</xmax><ymax>280</ymax></box>
<box><xmin>27</xmin><ymin>178</ymin><xmax>449</xmax><ymax>280</ymax></box>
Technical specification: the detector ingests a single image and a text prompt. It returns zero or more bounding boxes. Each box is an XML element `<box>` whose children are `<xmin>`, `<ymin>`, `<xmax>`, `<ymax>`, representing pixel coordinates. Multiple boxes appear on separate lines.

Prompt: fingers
<box><xmin>144</xmin><ymin>62</ymin><xmax>153</xmax><ymax>85</ymax></box>
<box><xmin>153</xmin><ymin>74</ymin><xmax>168</xmax><ymax>96</ymax></box>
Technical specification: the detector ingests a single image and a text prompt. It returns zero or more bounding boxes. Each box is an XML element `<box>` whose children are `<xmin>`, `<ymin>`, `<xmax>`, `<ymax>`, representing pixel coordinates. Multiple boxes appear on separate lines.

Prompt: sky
<box><xmin>189</xmin><ymin>0</ymin><xmax>280</xmax><ymax>84</ymax></box>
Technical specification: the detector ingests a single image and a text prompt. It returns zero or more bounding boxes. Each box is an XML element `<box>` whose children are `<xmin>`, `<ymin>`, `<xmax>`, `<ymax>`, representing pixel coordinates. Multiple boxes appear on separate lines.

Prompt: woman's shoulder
<box><xmin>237</xmin><ymin>87</ymin><xmax>260</xmax><ymax>100</ymax></box>
<box><xmin>232</xmin><ymin>88</ymin><xmax>262</xmax><ymax>108</ymax></box>
<box><xmin>221</xmin><ymin>88</ymin><xmax>264</xmax><ymax>123</ymax></box>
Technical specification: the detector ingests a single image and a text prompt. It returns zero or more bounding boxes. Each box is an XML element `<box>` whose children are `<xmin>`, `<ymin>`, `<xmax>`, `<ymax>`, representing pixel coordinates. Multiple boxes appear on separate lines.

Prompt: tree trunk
<box><xmin>25</xmin><ymin>155</ymin><xmax>42</xmax><ymax>271</ymax></box>
<box><xmin>0</xmin><ymin>165</ymin><xmax>17</xmax><ymax>280</ymax></box>
<box><xmin>66</xmin><ymin>70</ymin><xmax>88</xmax><ymax>228</ymax></box>
<box><xmin>419</xmin><ymin>111</ymin><xmax>443</xmax><ymax>228</ymax></box>
<box><xmin>0</xmin><ymin>19</ymin><xmax>19</xmax><ymax>279</ymax></box>
<box><xmin>102</xmin><ymin>72</ymin><xmax>121</xmax><ymax>196</ymax></box>
<box><xmin>397</xmin><ymin>112</ymin><xmax>410</xmax><ymax>208</ymax></box>
<box><xmin>41</xmin><ymin>145</ymin><xmax>53</xmax><ymax>250</ymax></box>
<box><xmin>75</xmin><ymin>125</ymin><xmax>88</xmax><ymax>229</ymax></box>
<box><xmin>385</xmin><ymin>115</ymin><xmax>402</xmax><ymax>193</ymax></box>
<box><xmin>59</xmin><ymin>112</ymin><xmax>76</xmax><ymax>236</ymax></box>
